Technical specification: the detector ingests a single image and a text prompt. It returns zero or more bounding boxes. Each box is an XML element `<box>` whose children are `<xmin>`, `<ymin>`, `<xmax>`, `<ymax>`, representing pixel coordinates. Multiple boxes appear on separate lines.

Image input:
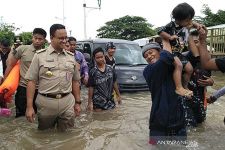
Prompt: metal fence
<box><xmin>207</xmin><ymin>26</ymin><xmax>225</xmax><ymax>54</ymax></box>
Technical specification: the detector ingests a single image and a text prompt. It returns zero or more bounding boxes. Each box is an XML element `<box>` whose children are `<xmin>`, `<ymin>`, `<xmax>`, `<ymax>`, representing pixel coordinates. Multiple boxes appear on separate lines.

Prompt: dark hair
<box><xmin>172</xmin><ymin>3</ymin><xmax>195</xmax><ymax>21</ymax></box>
<box><xmin>33</xmin><ymin>28</ymin><xmax>47</xmax><ymax>38</ymax></box>
<box><xmin>93</xmin><ymin>47</ymin><xmax>104</xmax><ymax>58</ymax></box>
<box><xmin>105</xmin><ymin>42</ymin><xmax>116</xmax><ymax>50</ymax></box>
<box><xmin>50</xmin><ymin>24</ymin><xmax>65</xmax><ymax>37</ymax></box>
<box><xmin>0</xmin><ymin>38</ymin><xmax>10</xmax><ymax>47</ymax></box>
<box><xmin>68</xmin><ymin>36</ymin><xmax>77</xmax><ymax>42</ymax></box>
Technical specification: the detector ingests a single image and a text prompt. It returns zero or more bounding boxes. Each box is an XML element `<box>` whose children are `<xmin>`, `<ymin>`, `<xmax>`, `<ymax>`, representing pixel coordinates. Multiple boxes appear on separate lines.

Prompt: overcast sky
<box><xmin>0</xmin><ymin>0</ymin><xmax>224</xmax><ymax>40</ymax></box>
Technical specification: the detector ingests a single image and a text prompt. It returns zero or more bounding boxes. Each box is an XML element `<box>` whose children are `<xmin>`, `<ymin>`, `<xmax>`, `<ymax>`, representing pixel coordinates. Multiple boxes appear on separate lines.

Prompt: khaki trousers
<box><xmin>35</xmin><ymin>93</ymin><xmax>75</xmax><ymax>131</ymax></box>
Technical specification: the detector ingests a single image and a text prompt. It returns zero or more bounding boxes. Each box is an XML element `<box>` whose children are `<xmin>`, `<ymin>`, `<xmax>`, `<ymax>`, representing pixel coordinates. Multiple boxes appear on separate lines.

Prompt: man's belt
<box><xmin>39</xmin><ymin>93</ymin><xmax>70</xmax><ymax>99</ymax></box>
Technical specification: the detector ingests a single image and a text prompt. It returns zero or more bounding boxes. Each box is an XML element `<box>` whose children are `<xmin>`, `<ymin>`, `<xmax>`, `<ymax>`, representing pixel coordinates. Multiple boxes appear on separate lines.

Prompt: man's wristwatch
<box><xmin>75</xmin><ymin>101</ymin><xmax>82</xmax><ymax>105</ymax></box>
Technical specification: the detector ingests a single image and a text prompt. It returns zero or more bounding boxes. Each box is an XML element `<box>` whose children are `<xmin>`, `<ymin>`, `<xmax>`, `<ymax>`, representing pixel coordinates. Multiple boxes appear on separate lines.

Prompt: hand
<box><xmin>83</xmin><ymin>76</ymin><xmax>88</xmax><ymax>86</ymax></box>
<box><xmin>207</xmin><ymin>96</ymin><xmax>217</xmax><ymax>104</ymax></box>
<box><xmin>197</xmin><ymin>76</ymin><xmax>214</xmax><ymax>87</ymax></box>
<box><xmin>189</xmin><ymin>22</ymin><xmax>206</xmax><ymax>35</ymax></box>
<box><xmin>192</xmin><ymin>22</ymin><xmax>204</xmax><ymax>30</ymax></box>
<box><xmin>86</xmin><ymin>102</ymin><xmax>93</xmax><ymax>111</ymax></box>
<box><xmin>169</xmin><ymin>35</ymin><xmax>178</xmax><ymax>41</ymax></box>
<box><xmin>117</xmin><ymin>95</ymin><xmax>122</xmax><ymax>105</ymax></box>
<box><xmin>74</xmin><ymin>104</ymin><xmax>81</xmax><ymax>116</ymax></box>
<box><xmin>26</xmin><ymin>107</ymin><xmax>35</xmax><ymax>123</ymax></box>
<box><xmin>198</xmin><ymin>26</ymin><xmax>208</xmax><ymax>42</ymax></box>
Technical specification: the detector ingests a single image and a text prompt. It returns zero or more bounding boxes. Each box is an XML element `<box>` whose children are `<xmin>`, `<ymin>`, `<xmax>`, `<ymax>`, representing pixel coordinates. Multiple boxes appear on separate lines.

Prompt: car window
<box><xmin>83</xmin><ymin>43</ymin><xmax>92</xmax><ymax>55</ymax></box>
<box><xmin>93</xmin><ymin>43</ymin><xmax>147</xmax><ymax>65</ymax></box>
<box><xmin>76</xmin><ymin>43</ymin><xmax>83</xmax><ymax>52</ymax></box>
<box><xmin>114</xmin><ymin>43</ymin><xmax>147</xmax><ymax>65</ymax></box>
<box><xmin>93</xmin><ymin>43</ymin><xmax>106</xmax><ymax>50</ymax></box>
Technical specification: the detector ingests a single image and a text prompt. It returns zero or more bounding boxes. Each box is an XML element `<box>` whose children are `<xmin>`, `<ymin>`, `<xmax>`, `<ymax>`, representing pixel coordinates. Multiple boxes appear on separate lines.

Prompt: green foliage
<box><xmin>0</xmin><ymin>22</ymin><xmax>17</xmax><ymax>45</ymax></box>
<box><xmin>97</xmin><ymin>15</ymin><xmax>156</xmax><ymax>40</ymax></box>
<box><xmin>19</xmin><ymin>32</ymin><xmax>32</xmax><ymax>45</ymax></box>
<box><xmin>195</xmin><ymin>4</ymin><xmax>225</xmax><ymax>27</ymax></box>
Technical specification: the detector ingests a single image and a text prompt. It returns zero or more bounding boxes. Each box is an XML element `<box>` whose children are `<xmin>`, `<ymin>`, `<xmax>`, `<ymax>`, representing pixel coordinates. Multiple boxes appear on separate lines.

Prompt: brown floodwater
<box><xmin>0</xmin><ymin>71</ymin><xmax>225</xmax><ymax>150</ymax></box>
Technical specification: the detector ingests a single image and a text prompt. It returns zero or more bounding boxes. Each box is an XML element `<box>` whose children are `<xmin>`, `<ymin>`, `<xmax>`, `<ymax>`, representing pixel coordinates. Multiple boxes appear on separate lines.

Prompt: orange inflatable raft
<box><xmin>0</xmin><ymin>62</ymin><xmax>20</xmax><ymax>104</ymax></box>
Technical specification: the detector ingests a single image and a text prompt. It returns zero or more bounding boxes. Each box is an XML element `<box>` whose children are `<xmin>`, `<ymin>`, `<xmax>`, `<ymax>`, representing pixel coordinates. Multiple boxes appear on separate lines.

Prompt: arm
<box><xmin>25</xmin><ymin>53</ymin><xmax>39</xmax><ymax>123</ymax></box>
<box><xmin>4</xmin><ymin>53</ymin><xmax>18</xmax><ymax>78</ymax></box>
<box><xmin>192</xmin><ymin>21</ymin><xmax>202</xmax><ymax>29</ymax></box>
<box><xmin>162</xmin><ymin>39</ymin><xmax>172</xmax><ymax>53</ymax></box>
<box><xmin>213</xmin><ymin>85</ymin><xmax>225</xmax><ymax>99</ymax></box>
<box><xmin>160</xmin><ymin>31</ymin><xmax>178</xmax><ymax>41</ymax></box>
<box><xmin>26</xmin><ymin>80</ymin><xmax>36</xmax><ymax>123</ymax></box>
<box><xmin>72</xmin><ymin>80</ymin><xmax>81</xmax><ymax>116</ymax></box>
<box><xmin>112</xmin><ymin>69</ymin><xmax>121</xmax><ymax>104</ymax></box>
<box><xmin>0</xmin><ymin>60</ymin><xmax>3</xmax><ymax>77</ymax></box>
<box><xmin>113</xmin><ymin>81</ymin><xmax>121</xmax><ymax>104</ymax></box>
<box><xmin>81</xmin><ymin>54</ymin><xmax>89</xmax><ymax>76</ymax></box>
<box><xmin>198</xmin><ymin>27</ymin><xmax>219</xmax><ymax>70</ymax></box>
<box><xmin>208</xmin><ymin>85</ymin><xmax>225</xmax><ymax>104</ymax></box>
<box><xmin>158</xmin><ymin>22</ymin><xmax>178</xmax><ymax>41</ymax></box>
<box><xmin>86</xmin><ymin>69</ymin><xmax>95</xmax><ymax>111</ymax></box>
<box><xmin>75</xmin><ymin>62</ymin><xmax>80</xmax><ymax>72</ymax></box>
<box><xmin>0</xmin><ymin>60</ymin><xmax>3</xmax><ymax>84</ymax></box>
<box><xmin>87</xmin><ymin>87</ymin><xmax>94</xmax><ymax>111</ymax></box>
<box><xmin>188</xmin><ymin>35</ymin><xmax>199</xmax><ymax>57</ymax></box>
<box><xmin>192</xmin><ymin>22</ymin><xmax>205</xmax><ymax>34</ymax></box>
<box><xmin>81</xmin><ymin>55</ymin><xmax>89</xmax><ymax>85</ymax></box>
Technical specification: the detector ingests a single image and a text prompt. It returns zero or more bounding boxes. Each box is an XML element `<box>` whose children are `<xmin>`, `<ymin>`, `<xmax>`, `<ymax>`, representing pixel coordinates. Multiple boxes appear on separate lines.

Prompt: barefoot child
<box><xmin>158</xmin><ymin>3</ymin><xmax>204</xmax><ymax>96</ymax></box>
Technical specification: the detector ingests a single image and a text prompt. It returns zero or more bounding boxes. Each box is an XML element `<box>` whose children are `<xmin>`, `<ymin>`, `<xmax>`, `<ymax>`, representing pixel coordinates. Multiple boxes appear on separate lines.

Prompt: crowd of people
<box><xmin>0</xmin><ymin>2</ymin><xmax>225</xmax><ymax>146</ymax></box>
<box><xmin>0</xmin><ymin>24</ymin><xmax>121</xmax><ymax>131</ymax></box>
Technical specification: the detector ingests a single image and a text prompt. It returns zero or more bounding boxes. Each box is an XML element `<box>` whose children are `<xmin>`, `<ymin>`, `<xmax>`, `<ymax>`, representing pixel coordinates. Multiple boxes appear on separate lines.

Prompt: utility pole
<box><xmin>83</xmin><ymin>0</ymin><xmax>101</xmax><ymax>39</ymax></box>
<box><xmin>83</xmin><ymin>2</ymin><xmax>87</xmax><ymax>39</ymax></box>
<box><xmin>62</xmin><ymin>0</ymin><xmax>65</xmax><ymax>25</ymax></box>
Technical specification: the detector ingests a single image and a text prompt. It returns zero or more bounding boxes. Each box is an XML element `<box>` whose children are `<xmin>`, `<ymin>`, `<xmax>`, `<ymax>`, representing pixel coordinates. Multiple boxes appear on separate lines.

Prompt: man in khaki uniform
<box><xmin>5</xmin><ymin>28</ymin><xmax>47</xmax><ymax>118</ymax></box>
<box><xmin>25</xmin><ymin>24</ymin><xmax>81</xmax><ymax>131</ymax></box>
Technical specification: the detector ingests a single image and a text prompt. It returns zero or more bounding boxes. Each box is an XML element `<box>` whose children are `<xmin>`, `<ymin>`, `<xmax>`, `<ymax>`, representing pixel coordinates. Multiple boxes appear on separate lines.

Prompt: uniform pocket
<box><xmin>64</xmin><ymin>62</ymin><xmax>75</xmax><ymax>73</ymax></box>
<box><xmin>39</xmin><ymin>63</ymin><xmax>57</xmax><ymax>79</ymax></box>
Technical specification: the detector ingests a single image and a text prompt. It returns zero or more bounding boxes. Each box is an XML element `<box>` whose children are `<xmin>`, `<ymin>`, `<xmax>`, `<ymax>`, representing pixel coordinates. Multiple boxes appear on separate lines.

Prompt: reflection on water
<box><xmin>0</xmin><ymin>72</ymin><xmax>225</xmax><ymax>149</ymax></box>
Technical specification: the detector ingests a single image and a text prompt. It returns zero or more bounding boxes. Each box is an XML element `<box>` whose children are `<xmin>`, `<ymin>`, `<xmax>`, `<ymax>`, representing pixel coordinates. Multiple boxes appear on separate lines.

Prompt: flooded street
<box><xmin>0</xmin><ymin>72</ymin><xmax>225</xmax><ymax>150</ymax></box>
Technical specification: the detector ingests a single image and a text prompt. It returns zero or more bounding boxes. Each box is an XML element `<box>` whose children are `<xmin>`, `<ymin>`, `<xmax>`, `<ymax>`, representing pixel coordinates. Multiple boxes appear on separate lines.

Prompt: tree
<box><xmin>19</xmin><ymin>32</ymin><xmax>32</xmax><ymax>45</ymax></box>
<box><xmin>195</xmin><ymin>4</ymin><xmax>225</xmax><ymax>27</ymax></box>
<box><xmin>0</xmin><ymin>21</ymin><xmax>17</xmax><ymax>45</ymax></box>
<box><xmin>96</xmin><ymin>15</ymin><xmax>156</xmax><ymax>40</ymax></box>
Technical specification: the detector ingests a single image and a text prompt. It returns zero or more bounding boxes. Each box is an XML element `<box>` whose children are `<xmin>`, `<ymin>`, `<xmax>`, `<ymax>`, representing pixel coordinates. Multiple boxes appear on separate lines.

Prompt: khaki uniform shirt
<box><xmin>12</xmin><ymin>44</ymin><xmax>38</xmax><ymax>87</ymax></box>
<box><xmin>25</xmin><ymin>45</ymin><xmax>80</xmax><ymax>94</ymax></box>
